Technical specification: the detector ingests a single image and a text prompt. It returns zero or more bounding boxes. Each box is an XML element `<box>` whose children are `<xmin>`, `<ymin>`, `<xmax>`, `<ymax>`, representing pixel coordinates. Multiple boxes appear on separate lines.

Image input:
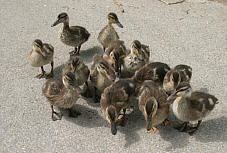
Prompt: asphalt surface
<box><xmin>0</xmin><ymin>0</ymin><xmax>227</xmax><ymax>153</ymax></box>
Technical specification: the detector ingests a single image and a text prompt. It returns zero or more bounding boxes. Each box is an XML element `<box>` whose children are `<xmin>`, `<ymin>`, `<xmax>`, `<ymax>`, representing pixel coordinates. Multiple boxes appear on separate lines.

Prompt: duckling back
<box><xmin>42</xmin><ymin>78</ymin><xmax>79</xmax><ymax>108</ymax></box>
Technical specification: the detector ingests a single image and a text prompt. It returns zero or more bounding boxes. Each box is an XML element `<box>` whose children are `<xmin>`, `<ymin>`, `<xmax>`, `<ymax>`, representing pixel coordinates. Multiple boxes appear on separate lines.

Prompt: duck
<box><xmin>138</xmin><ymin>80</ymin><xmax>170</xmax><ymax>133</ymax></box>
<box><xmin>62</xmin><ymin>55</ymin><xmax>90</xmax><ymax>93</ymax></box>
<box><xmin>90</xmin><ymin>54</ymin><xmax>116</xmax><ymax>102</ymax></box>
<box><xmin>51</xmin><ymin>12</ymin><xmax>90</xmax><ymax>55</ymax></box>
<box><xmin>28</xmin><ymin>39</ymin><xmax>54</xmax><ymax>79</ymax></box>
<box><xmin>98</xmin><ymin>12</ymin><xmax>123</xmax><ymax>51</ymax></box>
<box><xmin>123</xmin><ymin>40</ymin><xmax>150</xmax><ymax>74</ymax></box>
<box><xmin>42</xmin><ymin>71</ymin><xmax>82</xmax><ymax>121</ymax></box>
<box><xmin>163</xmin><ymin>64</ymin><xmax>192</xmax><ymax>95</ymax></box>
<box><xmin>131</xmin><ymin>62</ymin><xmax>171</xmax><ymax>88</ymax></box>
<box><xmin>167</xmin><ymin>82</ymin><xmax>218</xmax><ymax>135</ymax></box>
<box><xmin>100</xmin><ymin>79</ymin><xmax>136</xmax><ymax>135</ymax></box>
<box><xmin>102</xmin><ymin>40</ymin><xmax>127</xmax><ymax>75</ymax></box>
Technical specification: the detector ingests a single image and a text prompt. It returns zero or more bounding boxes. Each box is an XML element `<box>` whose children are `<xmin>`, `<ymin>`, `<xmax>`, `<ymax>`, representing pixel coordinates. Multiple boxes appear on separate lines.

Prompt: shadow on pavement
<box><xmin>61</xmin><ymin>104</ymin><xmax>106</xmax><ymax>128</ymax></box>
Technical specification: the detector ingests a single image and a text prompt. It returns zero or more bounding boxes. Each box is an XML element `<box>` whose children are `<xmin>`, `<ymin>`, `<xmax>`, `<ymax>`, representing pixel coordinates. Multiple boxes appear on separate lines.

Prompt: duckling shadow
<box><xmin>61</xmin><ymin>104</ymin><xmax>105</xmax><ymax>128</ymax></box>
<box><xmin>118</xmin><ymin>99</ymin><xmax>144</xmax><ymax>148</ymax></box>
<box><xmin>80</xmin><ymin>46</ymin><xmax>103</xmax><ymax>64</ymax></box>
<box><xmin>194</xmin><ymin>116</ymin><xmax>227</xmax><ymax>143</ymax></box>
<box><xmin>52</xmin><ymin>64</ymin><xmax>64</xmax><ymax>78</ymax></box>
<box><xmin>158</xmin><ymin>113</ymin><xmax>191</xmax><ymax>151</ymax></box>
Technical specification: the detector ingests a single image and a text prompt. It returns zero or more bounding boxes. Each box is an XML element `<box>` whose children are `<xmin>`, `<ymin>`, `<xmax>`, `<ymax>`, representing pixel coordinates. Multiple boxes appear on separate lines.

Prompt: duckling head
<box><xmin>62</xmin><ymin>72</ymin><xmax>78</xmax><ymax>88</ymax></box>
<box><xmin>97</xmin><ymin>62</ymin><xmax>115</xmax><ymax>81</ymax></box>
<box><xmin>131</xmin><ymin>40</ymin><xmax>144</xmax><ymax>61</ymax></box>
<box><xmin>170</xmin><ymin>70</ymin><xmax>181</xmax><ymax>89</ymax></box>
<box><xmin>51</xmin><ymin>12</ymin><xmax>69</xmax><ymax>27</ymax></box>
<box><xmin>109</xmin><ymin>51</ymin><xmax>120</xmax><ymax>73</ymax></box>
<box><xmin>71</xmin><ymin>57</ymin><xmax>81</xmax><ymax>73</ymax></box>
<box><xmin>106</xmin><ymin>105</ymin><xmax>118</xmax><ymax>135</ymax></box>
<box><xmin>167</xmin><ymin>82</ymin><xmax>192</xmax><ymax>102</ymax></box>
<box><xmin>107</xmin><ymin>12</ymin><xmax>123</xmax><ymax>28</ymax></box>
<box><xmin>32</xmin><ymin>39</ymin><xmax>47</xmax><ymax>57</ymax></box>
<box><xmin>143</xmin><ymin>97</ymin><xmax>158</xmax><ymax>132</ymax></box>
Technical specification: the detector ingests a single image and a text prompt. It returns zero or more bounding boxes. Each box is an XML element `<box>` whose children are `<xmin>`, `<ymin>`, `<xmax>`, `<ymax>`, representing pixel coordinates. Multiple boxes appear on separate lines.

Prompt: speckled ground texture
<box><xmin>0</xmin><ymin>0</ymin><xmax>226</xmax><ymax>152</ymax></box>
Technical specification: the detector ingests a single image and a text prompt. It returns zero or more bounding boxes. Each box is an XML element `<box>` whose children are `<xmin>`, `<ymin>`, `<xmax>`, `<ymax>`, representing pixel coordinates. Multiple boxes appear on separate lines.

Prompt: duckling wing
<box><xmin>42</xmin><ymin>79</ymin><xmax>66</xmax><ymax>103</ymax></box>
<box><xmin>69</xmin><ymin>26</ymin><xmax>90</xmax><ymax>41</ymax></box>
<box><xmin>189</xmin><ymin>91</ymin><xmax>218</xmax><ymax>112</ymax></box>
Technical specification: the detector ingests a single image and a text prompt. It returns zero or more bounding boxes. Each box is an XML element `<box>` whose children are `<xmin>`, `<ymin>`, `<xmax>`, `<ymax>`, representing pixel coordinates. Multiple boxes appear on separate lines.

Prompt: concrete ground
<box><xmin>0</xmin><ymin>0</ymin><xmax>226</xmax><ymax>152</ymax></box>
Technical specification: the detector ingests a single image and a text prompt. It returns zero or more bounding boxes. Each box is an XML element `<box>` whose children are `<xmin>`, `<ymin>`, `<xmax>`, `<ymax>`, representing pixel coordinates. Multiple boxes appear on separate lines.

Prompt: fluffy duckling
<box><xmin>138</xmin><ymin>80</ymin><xmax>170</xmax><ymax>133</ymax></box>
<box><xmin>123</xmin><ymin>40</ymin><xmax>150</xmax><ymax>74</ymax></box>
<box><xmin>100</xmin><ymin>79</ymin><xmax>136</xmax><ymax>135</ymax></box>
<box><xmin>132</xmin><ymin>62</ymin><xmax>170</xmax><ymax>88</ymax></box>
<box><xmin>42</xmin><ymin>72</ymin><xmax>82</xmax><ymax>121</ymax></box>
<box><xmin>163</xmin><ymin>64</ymin><xmax>192</xmax><ymax>95</ymax></box>
<box><xmin>62</xmin><ymin>56</ymin><xmax>90</xmax><ymax>90</ymax></box>
<box><xmin>98</xmin><ymin>12</ymin><xmax>123</xmax><ymax>51</ymax></box>
<box><xmin>51</xmin><ymin>12</ymin><xmax>90</xmax><ymax>55</ymax></box>
<box><xmin>28</xmin><ymin>39</ymin><xmax>54</xmax><ymax>79</ymax></box>
<box><xmin>167</xmin><ymin>82</ymin><xmax>218</xmax><ymax>135</ymax></box>
<box><xmin>102</xmin><ymin>40</ymin><xmax>127</xmax><ymax>75</ymax></box>
<box><xmin>90</xmin><ymin>54</ymin><xmax>116</xmax><ymax>102</ymax></box>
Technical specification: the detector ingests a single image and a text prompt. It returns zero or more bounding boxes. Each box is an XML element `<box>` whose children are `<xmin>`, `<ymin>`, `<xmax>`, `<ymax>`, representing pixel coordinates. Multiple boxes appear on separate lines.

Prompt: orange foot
<box><xmin>146</xmin><ymin>127</ymin><xmax>157</xmax><ymax>133</ymax></box>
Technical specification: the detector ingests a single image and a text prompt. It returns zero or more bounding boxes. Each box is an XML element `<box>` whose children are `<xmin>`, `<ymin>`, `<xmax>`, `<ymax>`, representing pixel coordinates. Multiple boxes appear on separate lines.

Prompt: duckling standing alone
<box><xmin>167</xmin><ymin>82</ymin><xmax>218</xmax><ymax>135</ymax></box>
<box><xmin>51</xmin><ymin>12</ymin><xmax>90</xmax><ymax>55</ymax></box>
<box><xmin>100</xmin><ymin>79</ymin><xmax>136</xmax><ymax>135</ymax></box>
<box><xmin>62</xmin><ymin>56</ymin><xmax>90</xmax><ymax>93</ymax></box>
<box><xmin>138</xmin><ymin>80</ymin><xmax>170</xmax><ymax>133</ymax></box>
<box><xmin>98</xmin><ymin>12</ymin><xmax>123</xmax><ymax>51</ymax></box>
<box><xmin>163</xmin><ymin>64</ymin><xmax>192</xmax><ymax>95</ymax></box>
<box><xmin>28</xmin><ymin>39</ymin><xmax>54</xmax><ymax>79</ymax></box>
<box><xmin>42</xmin><ymin>72</ymin><xmax>82</xmax><ymax>121</ymax></box>
<box><xmin>90</xmin><ymin>54</ymin><xmax>116</xmax><ymax>102</ymax></box>
<box><xmin>103</xmin><ymin>40</ymin><xmax>127</xmax><ymax>75</ymax></box>
<box><xmin>123</xmin><ymin>40</ymin><xmax>150</xmax><ymax>74</ymax></box>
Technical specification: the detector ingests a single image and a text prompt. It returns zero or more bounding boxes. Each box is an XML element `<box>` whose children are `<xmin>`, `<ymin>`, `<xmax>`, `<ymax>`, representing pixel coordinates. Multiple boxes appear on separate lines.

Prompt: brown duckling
<box><xmin>163</xmin><ymin>64</ymin><xmax>192</xmax><ymax>95</ymax></box>
<box><xmin>100</xmin><ymin>79</ymin><xmax>136</xmax><ymax>135</ymax></box>
<box><xmin>28</xmin><ymin>39</ymin><xmax>54</xmax><ymax>79</ymax></box>
<box><xmin>42</xmin><ymin>72</ymin><xmax>82</xmax><ymax>121</ymax></box>
<box><xmin>62</xmin><ymin>56</ymin><xmax>90</xmax><ymax>92</ymax></box>
<box><xmin>51</xmin><ymin>12</ymin><xmax>90</xmax><ymax>55</ymax></box>
<box><xmin>132</xmin><ymin>62</ymin><xmax>171</xmax><ymax>88</ymax></box>
<box><xmin>138</xmin><ymin>80</ymin><xmax>170</xmax><ymax>133</ymax></box>
<box><xmin>167</xmin><ymin>82</ymin><xmax>218</xmax><ymax>135</ymax></box>
<box><xmin>90</xmin><ymin>54</ymin><xmax>116</xmax><ymax>102</ymax></box>
<box><xmin>123</xmin><ymin>40</ymin><xmax>150</xmax><ymax>74</ymax></box>
<box><xmin>98</xmin><ymin>12</ymin><xmax>123</xmax><ymax>51</ymax></box>
<box><xmin>102</xmin><ymin>40</ymin><xmax>127</xmax><ymax>75</ymax></box>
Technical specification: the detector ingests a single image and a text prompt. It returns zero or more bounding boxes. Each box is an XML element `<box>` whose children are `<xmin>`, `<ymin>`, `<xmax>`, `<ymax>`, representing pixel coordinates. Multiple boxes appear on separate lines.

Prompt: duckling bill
<box><xmin>51</xmin><ymin>12</ymin><xmax>90</xmax><ymax>55</ymax></box>
<box><xmin>28</xmin><ymin>39</ymin><xmax>54</xmax><ymax>79</ymax></box>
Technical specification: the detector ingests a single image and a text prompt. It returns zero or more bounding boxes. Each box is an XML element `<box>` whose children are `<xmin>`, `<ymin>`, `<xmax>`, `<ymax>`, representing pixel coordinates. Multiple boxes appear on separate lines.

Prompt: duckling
<box><xmin>102</xmin><ymin>40</ymin><xmax>127</xmax><ymax>75</ymax></box>
<box><xmin>163</xmin><ymin>64</ymin><xmax>192</xmax><ymax>95</ymax></box>
<box><xmin>98</xmin><ymin>12</ymin><xmax>123</xmax><ymax>51</ymax></box>
<box><xmin>90</xmin><ymin>54</ymin><xmax>116</xmax><ymax>102</ymax></box>
<box><xmin>167</xmin><ymin>82</ymin><xmax>218</xmax><ymax>135</ymax></box>
<box><xmin>42</xmin><ymin>72</ymin><xmax>82</xmax><ymax>121</ymax></box>
<box><xmin>28</xmin><ymin>39</ymin><xmax>54</xmax><ymax>79</ymax></box>
<box><xmin>62</xmin><ymin>56</ymin><xmax>90</xmax><ymax>92</ymax></box>
<box><xmin>100</xmin><ymin>79</ymin><xmax>136</xmax><ymax>135</ymax></box>
<box><xmin>132</xmin><ymin>62</ymin><xmax>171</xmax><ymax>88</ymax></box>
<box><xmin>138</xmin><ymin>80</ymin><xmax>170</xmax><ymax>133</ymax></box>
<box><xmin>123</xmin><ymin>40</ymin><xmax>150</xmax><ymax>74</ymax></box>
<box><xmin>51</xmin><ymin>12</ymin><xmax>90</xmax><ymax>55</ymax></box>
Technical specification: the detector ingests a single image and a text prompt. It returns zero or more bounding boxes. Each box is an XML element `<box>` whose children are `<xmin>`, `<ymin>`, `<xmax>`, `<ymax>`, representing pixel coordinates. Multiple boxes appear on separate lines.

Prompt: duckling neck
<box><xmin>63</xmin><ymin>22</ymin><xmax>70</xmax><ymax>30</ymax></box>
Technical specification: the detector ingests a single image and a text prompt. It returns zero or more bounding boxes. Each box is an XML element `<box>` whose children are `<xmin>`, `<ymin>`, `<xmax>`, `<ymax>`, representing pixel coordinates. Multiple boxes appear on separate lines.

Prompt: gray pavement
<box><xmin>0</xmin><ymin>0</ymin><xmax>227</xmax><ymax>152</ymax></box>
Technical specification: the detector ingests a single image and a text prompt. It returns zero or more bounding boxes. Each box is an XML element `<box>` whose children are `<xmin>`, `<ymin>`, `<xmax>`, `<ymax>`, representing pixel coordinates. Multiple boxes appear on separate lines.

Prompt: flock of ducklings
<box><xmin>28</xmin><ymin>12</ymin><xmax>218</xmax><ymax>136</ymax></box>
